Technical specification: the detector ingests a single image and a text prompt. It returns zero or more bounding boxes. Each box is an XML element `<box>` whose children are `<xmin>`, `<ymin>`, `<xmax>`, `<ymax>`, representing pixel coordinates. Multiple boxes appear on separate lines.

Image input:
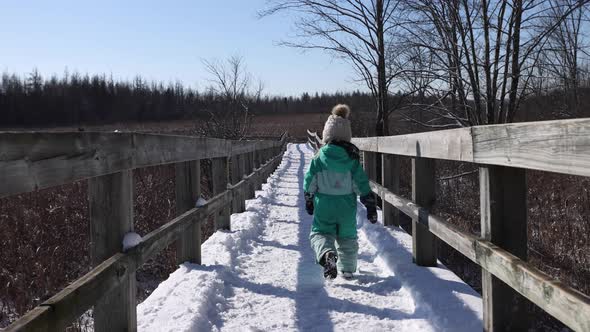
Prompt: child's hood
<box><xmin>318</xmin><ymin>144</ymin><xmax>354</xmax><ymax>172</ymax></box>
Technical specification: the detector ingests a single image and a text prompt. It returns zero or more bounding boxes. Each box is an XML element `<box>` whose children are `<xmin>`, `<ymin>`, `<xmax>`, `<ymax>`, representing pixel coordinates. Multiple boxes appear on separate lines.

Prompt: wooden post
<box><xmin>211</xmin><ymin>157</ymin><xmax>230</xmax><ymax>230</ymax></box>
<box><xmin>175</xmin><ymin>160</ymin><xmax>201</xmax><ymax>264</ymax></box>
<box><xmin>480</xmin><ymin>166</ymin><xmax>529</xmax><ymax>331</ymax></box>
<box><xmin>255</xmin><ymin>150</ymin><xmax>263</xmax><ymax>190</ymax></box>
<box><xmin>230</xmin><ymin>155</ymin><xmax>241</xmax><ymax>214</ymax></box>
<box><xmin>246</xmin><ymin>152</ymin><xmax>255</xmax><ymax>199</ymax></box>
<box><xmin>382</xmin><ymin>154</ymin><xmax>400</xmax><ymax>227</ymax></box>
<box><xmin>252</xmin><ymin>150</ymin><xmax>258</xmax><ymax>169</ymax></box>
<box><xmin>412</xmin><ymin>157</ymin><xmax>437</xmax><ymax>266</ymax></box>
<box><xmin>262</xmin><ymin>149</ymin><xmax>270</xmax><ymax>184</ymax></box>
<box><xmin>238</xmin><ymin>153</ymin><xmax>247</xmax><ymax>212</ymax></box>
<box><xmin>89</xmin><ymin>170</ymin><xmax>136</xmax><ymax>332</ymax></box>
<box><xmin>261</xmin><ymin>148</ymin><xmax>267</xmax><ymax>164</ymax></box>
<box><xmin>362</xmin><ymin>151</ymin><xmax>377</xmax><ymax>181</ymax></box>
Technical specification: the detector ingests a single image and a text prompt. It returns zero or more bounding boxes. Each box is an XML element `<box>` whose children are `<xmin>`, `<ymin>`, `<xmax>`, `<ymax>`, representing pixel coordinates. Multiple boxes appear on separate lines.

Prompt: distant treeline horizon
<box><xmin>0</xmin><ymin>69</ymin><xmax>376</xmax><ymax>127</ymax></box>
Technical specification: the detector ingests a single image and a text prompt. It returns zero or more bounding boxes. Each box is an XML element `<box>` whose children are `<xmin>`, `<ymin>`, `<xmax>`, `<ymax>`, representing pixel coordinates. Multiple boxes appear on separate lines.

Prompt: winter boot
<box><xmin>342</xmin><ymin>272</ymin><xmax>354</xmax><ymax>280</ymax></box>
<box><xmin>320</xmin><ymin>251</ymin><xmax>338</xmax><ymax>279</ymax></box>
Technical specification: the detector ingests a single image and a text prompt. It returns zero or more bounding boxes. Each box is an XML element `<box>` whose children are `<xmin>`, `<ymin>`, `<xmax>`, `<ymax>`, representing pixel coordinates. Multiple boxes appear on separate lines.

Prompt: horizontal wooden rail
<box><xmin>0</xmin><ymin>132</ymin><xmax>285</xmax><ymax>198</ymax></box>
<box><xmin>306</xmin><ymin>130</ymin><xmax>322</xmax><ymax>150</ymax></box>
<box><xmin>351</xmin><ymin>118</ymin><xmax>590</xmax><ymax>177</ymax></box>
<box><xmin>308</xmin><ymin>119</ymin><xmax>590</xmax><ymax>330</ymax></box>
<box><xmin>6</xmin><ymin>146</ymin><xmax>285</xmax><ymax>332</ymax></box>
<box><xmin>369</xmin><ymin>181</ymin><xmax>590</xmax><ymax>332</ymax></box>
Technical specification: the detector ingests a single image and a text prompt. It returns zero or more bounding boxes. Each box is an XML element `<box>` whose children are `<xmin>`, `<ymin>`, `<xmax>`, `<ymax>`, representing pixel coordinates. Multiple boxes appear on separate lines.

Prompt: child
<box><xmin>303</xmin><ymin>104</ymin><xmax>377</xmax><ymax>279</ymax></box>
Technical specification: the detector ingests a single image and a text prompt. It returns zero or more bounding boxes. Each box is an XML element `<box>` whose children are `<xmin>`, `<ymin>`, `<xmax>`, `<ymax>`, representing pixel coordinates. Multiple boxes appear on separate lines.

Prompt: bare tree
<box><xmin>260</xmin><ymin>0</ymin><xmax>404</xmax><ymax>136</ymax></box>
<box><xmin>399</xmin><ymin>0</ymin><xmax>590</xmax><ymax>127</ymax></box>
<box><xmin>199</xmin><ymin>55</ymin><xmax>263</xmax><ymax>139</ymax></box>
<box><xmin>537</xmin><ymin>0</ymin><xmax>589</xmax><ymax>116</ymax></box>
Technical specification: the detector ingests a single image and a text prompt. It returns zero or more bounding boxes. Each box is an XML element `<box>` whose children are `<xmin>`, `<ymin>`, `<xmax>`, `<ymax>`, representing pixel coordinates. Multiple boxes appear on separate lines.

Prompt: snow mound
<box><xmin>122</xmin><ymin>232</ymin><xmax>142</xmax><ymax>251</ymax></box>
<box><xmin>195</xmin><ymin>197</ymin><xmax>207</xmax><ymax>207</ymax></box>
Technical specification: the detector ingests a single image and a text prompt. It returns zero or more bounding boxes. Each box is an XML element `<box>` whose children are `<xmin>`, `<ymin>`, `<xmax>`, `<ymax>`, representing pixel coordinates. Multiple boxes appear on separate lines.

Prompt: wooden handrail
<box><xmin>350</xmin><ymin>118</ymin><xmax>590</xmax><ymax>177</ymax></box>
<box><xmin>0</xmin><ymin>132</ymin><xmax>287</xmax><ymax>198</ymax></box>
<box><xmin>306</xmin><ymin>130</ymin><xmax>322</xmax><ymax>150</ymax></box>
<box><xmin>4</xmin><ymin>132</ymin><xmax>288</xmax><ymax>332</ymax></box>
<box><xmin>369</xmin><ymin>180</ymin><xmax>590</xmax><ymax>332</ymax></box>
<box><xmin>307</xmin><ymin>118</ymin><xmax>590</xmax><ymax>331</ymax></box>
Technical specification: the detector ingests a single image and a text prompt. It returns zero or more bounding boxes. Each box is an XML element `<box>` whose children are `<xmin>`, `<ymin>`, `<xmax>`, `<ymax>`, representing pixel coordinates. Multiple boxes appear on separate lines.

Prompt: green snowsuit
<box><xmin>303</xmin><ymin>143</ymin><xmax>371</xmax><ymax>273</ymax></box>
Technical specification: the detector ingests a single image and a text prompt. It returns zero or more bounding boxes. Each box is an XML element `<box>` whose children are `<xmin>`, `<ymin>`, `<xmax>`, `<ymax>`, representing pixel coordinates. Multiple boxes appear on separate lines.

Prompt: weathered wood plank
<box><xmin>381</xmin><ymin>154</ymin><xmax>399</xmax><ymax>227</ymax></box>
<box><xmin>474</xmin><ymin>241</ymin><xmax>590</xmax><ymax>332</ymax></box>
<box><xmin>0</xmin><ymin>132</ymin><xmax>232</xmax><ymax>198</ymax></box>
<box><xmin>9</xmin><ymin>253</ymin><xmax>132</xmax><ymax>332</ymax></box>
<box><xmin>131</xmin><ymin>191</ymin><xmax>231</xmax><ymax>265</ymax></box>
<box><xmin>472</xmin><ymin>118</ymin><xmax>590</xmax><ymax>177</ymax></box>
<box><xmin>238</xmin><ymin>153</ymin><xmax>247</xmax><ymax>212</ymax></box>
<box><xmin>211</xmin><ymin>157</ymin><xmax>230</xmax><ymax>230</ymax></box>
<box><xmin>369</xmin><ymin>181</ymin><xmax>476</xmax><ymax>261</ymax></box>
<box><xmin>175</xmin><ymin>160</ymin><xmax>202</xmax><ymax>265</ymax></box>
<box><xmin>369</xmin><ymin>180</ymin><xmax>590</xmax><ymax>332</ymax></box>
<box><xmin>45</xmin><ymin>253</ymin><xmax>132</xmax><ymax>332</ymax></box>
<box><xmin>480</xmin><ymin>166</ymin><xmax>529</xmax><ymax>331</ymax></box>
<box><xmin>411</xmin><ymin>158</ymin><xmax>437</xmax><ymax>267</ymax></box>
<box><xmin>362</xmin><ymin>151</ymin><xmax>377</xmax><ymax>182</ymax></box>
<box><xmin>307</xmin><ymin>130</ymin><xmax>323</xmax><ymax>150</ymax></box>
<box><xmin>245</xmin><ymin>152</ymin><xmax>255</xmax><ymax>199</ymax></box>
<box><xmin>6</xmin><ymin>190</ymin><xmax>232</xmax><ymax>332</ymax></box>
<box><xmin>230</xmin><ymin>154</ymin><xmax>242</xmax><ymax>214</ymax></box>
<box><xmin>352</xmin><ymin>127</ymin><xmax>474</xmax><ymax>161</ymax></box>
<box><xmin>352</xmin><ymin>118</ymin><xmax>590</xmax><ymax>177</ymax></box>
<box><xmin>88</xmin><ymin>170</ymin><xmax>136</xmax><ymax>332</ymax></box>
<box><xmin>4</xmin><ymin>306</ymin><xmax>53</xmax><ymax>332</ymax></box>
<box><xmin>231</xmin><ymin>140</ymin><xmax>282</xmax><ymax>155</ymax></box>
<box><xmin>0</xmin><ymin>132</ymin><xmax>287</xmax><ymax>198</ymax></box>
<box><xmin>3</xmin><ymin>144</ymin><xmax>286</xmax><ymax>332</ymax></box>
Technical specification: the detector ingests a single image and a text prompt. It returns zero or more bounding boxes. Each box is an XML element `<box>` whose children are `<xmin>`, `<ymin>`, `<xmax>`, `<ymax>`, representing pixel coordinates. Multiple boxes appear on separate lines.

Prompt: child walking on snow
<box><xmin>303</xmin><ymin>104</ymin><xmax>377</xmax><ymax>279</ymax></box>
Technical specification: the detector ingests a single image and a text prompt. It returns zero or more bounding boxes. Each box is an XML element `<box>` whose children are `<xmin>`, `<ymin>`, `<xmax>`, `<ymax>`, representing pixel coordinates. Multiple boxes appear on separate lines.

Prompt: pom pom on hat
<box><xmin>323</xmin><ymin>104</ymin><xmax>352</xmax><ymax>144</ymax></box>
<box><xmin>332</xmin><ymin>104</ymin><xmax>351</xmax><ymax>118</ymax></box>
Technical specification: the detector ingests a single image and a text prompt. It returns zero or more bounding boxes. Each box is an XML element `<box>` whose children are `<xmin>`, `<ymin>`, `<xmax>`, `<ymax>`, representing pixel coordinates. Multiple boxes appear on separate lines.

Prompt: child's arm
<box><xmin>303</xmin><ymin>158</ymin><xmax>319</xmax><ymax>194</ymax></box>
<box><xmin>303</xmin><ymin>158</ymin><xmax>319</xmax><ymax>215</ymax></box>
<box><xmin>351</xmin><ymin>160</ymin><xmax>371</xmax><ymax>196</ymax></box>
<box><xmin>352</xmin><ymin>160</ymin><xmax>378</xmax><ymax>223</ymax></box>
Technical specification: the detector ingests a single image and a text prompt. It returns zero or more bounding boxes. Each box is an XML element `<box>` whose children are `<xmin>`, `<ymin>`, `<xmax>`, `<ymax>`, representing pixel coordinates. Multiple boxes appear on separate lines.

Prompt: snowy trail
<box><xmin>137</xmin><ymin>143</ymin><xmax>482</xmax><ymax>332</ymax></box>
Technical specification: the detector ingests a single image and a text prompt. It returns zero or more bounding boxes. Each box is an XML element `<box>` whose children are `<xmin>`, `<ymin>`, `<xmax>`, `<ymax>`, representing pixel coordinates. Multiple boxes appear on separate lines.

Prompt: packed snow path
<box><xmin>137</xmin><ymin>144</ymin><xmax>482</xmax><ymax>332</ymax></box>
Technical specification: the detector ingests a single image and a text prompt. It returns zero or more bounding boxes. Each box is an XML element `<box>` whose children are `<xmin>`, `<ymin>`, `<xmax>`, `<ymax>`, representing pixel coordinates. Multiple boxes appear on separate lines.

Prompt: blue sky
<box><xmin>0</xmin><ymin>0</ymin><xmax>365</xmax><ymax>96</ymax></box>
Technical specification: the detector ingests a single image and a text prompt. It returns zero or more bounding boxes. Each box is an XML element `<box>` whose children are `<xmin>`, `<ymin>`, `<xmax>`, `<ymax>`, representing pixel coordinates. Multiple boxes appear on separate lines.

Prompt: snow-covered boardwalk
<box><xmin>136</xmin><ymin>144</ymin><xmax>482</xmax><ymax>332</ymax></box>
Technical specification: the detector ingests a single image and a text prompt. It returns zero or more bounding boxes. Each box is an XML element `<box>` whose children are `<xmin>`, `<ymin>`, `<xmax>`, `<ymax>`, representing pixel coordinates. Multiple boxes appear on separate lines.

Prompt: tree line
<box><xmin>0</xmin><ymin>69</ymin><xmax>374</xmax><ymax>128</ymax></box>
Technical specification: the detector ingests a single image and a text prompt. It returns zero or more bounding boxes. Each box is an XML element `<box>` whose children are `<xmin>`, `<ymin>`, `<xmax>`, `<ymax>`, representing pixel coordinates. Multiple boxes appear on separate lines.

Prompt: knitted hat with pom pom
<box><xmin>322</xmin><ymin>104</ymin><xmax>352</xmax><ymax>144</ymax></box>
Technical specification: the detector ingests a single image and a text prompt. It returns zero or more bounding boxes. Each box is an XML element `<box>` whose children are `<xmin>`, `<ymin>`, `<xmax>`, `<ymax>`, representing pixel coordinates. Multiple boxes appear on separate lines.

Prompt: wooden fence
<box><xmin>3</xmin><ymin>131</ymin><xmax>288</xmax><ymax>332</ymax></box>
<box><xmin>308</xmin><ymin>118</ymin><xmax>590</xmax><ymax>332</ymax></box>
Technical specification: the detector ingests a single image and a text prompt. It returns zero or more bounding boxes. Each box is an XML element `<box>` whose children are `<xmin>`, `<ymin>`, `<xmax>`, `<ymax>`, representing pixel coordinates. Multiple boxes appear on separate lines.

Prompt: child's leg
<box><xmin>309</xmin><ymin>196</ymin><xmax>339</xmax><ymax>264</ymax></box>
<box><xmin>335</xmin><ymin>195</ymin><xmax>358</xmax><ymax>273</ymax></box>
<box><xmin>335</xmin><ymin>237</ymin><xmax>358</xmax><ymax>273</ymax></box>
<box><xmin>310</xmin><ymin>232</ymin><xmax>337</xmax><ymax>264</ymax></box>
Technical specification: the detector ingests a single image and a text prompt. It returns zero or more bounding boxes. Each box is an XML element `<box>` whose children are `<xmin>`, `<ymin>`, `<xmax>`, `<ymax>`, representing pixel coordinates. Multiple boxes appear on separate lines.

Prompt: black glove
<box><xmin>360</xmin><ymin>193</ymin><xmax>377</xmax><ymax>224</ymax></box>
<box><xmin>304</xmin><ymin>192</ymin><xmax>314</xmax><ymax>215</ymax></box>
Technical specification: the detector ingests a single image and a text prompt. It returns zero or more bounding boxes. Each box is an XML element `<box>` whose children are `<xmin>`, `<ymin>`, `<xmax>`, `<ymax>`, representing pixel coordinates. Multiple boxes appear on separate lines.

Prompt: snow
<box><xmin>136</xmin><ymin>143</ymin><xmax>482</xmax><ymax>331</ymax></box>
<box><xmin>122</xmin><ymin>232</ymin><xmax>142</xmax><ymax>251</ymax></box>
<box><xmin>195</xmin><ymin>197</ymin><xmax>207</xmax><ymax>207</ymax></box>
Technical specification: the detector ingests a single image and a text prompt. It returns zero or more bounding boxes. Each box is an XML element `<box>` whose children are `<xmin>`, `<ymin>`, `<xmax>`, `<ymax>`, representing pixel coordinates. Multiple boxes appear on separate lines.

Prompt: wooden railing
<box><xmin>3</xmin><ymin>131</ymin><xmax>289</xmax><ymax>332</ymax></box>
<box><xmin>308</xmin><ymin>119</ymin><xmax>590</xmax><ymax>332</ymax></box>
